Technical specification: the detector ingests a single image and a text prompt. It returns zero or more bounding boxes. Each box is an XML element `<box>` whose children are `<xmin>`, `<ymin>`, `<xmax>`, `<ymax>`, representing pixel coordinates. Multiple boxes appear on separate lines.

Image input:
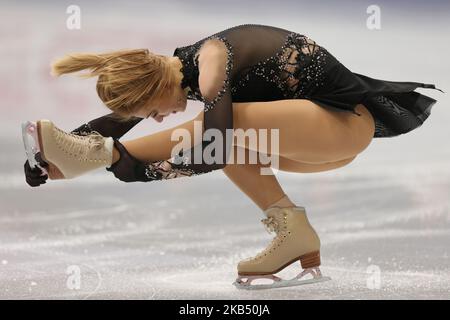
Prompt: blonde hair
<box><xmin>51</xmin><ymin>48</ymin><xmax>177</xmax><ymax>122</ymax></box>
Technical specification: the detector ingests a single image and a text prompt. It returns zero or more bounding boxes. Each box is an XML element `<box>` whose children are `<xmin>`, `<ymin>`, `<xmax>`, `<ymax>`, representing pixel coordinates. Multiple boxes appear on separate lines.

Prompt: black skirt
<box><xmin>307</xmin><ymin>49</ymin><xmax>445</xmax><ymax>138</ymax></box>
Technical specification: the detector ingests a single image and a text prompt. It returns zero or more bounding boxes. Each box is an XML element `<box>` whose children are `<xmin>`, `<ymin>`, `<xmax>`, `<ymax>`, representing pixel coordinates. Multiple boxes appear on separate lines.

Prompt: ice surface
<box><xmin>1</xmin><ymin>0</ymin><xmax>449</xmax><ymax>299</ymax></box>
<box><xmin>1</xmin><ymin>148</ymin><xmax>449</xmax><ymax>299</ymax></box>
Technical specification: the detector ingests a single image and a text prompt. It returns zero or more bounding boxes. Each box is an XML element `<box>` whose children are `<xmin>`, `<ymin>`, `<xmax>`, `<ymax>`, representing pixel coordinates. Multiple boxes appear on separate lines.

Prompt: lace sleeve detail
<box><xmin>143</xmin><ymin>160</ymin><xmax>199</xmax><ymax>180</ymax></box>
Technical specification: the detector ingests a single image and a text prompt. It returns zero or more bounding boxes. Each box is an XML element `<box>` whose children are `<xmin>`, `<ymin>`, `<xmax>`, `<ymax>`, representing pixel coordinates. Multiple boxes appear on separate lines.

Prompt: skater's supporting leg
<box><xmin>222</xmin><ymin>145</ymin><xmax>357</xmax><ymax>212</ymax></box>
<box><xmin>222</xmin><ymin>146</ymin><xmax>291</xmax><ymax>211</ymax></box>
<box><xmin>266</xmin><ymin>194</ymin><xmax>295</xmax><ymax>209</ymax></box>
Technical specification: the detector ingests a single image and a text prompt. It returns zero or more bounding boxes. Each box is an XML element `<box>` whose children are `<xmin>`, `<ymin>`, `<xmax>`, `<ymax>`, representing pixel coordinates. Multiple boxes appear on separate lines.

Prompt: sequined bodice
<box><xmin>231</xmin><ymin>33</ymin><xmax>328</xmax><ymax>100</ymax></box>
<box><xmin>173</xmin><ymin>25</ymin><xmax>329</xmax><ymax>104</ymax></box>
<box><xmin>172</xmin><ymin>46</ymin><xmax>202</xmax><ymax>101</ymax></box>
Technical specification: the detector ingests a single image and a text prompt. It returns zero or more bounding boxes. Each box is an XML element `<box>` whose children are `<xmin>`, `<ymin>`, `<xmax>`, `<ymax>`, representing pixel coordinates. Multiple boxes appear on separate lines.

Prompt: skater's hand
<box><xmin>24</xmin><ymin>153</ymin><xmax>49</xmax><ymax>187</ymax></box>
<box><xmin>106</xmin><ymin>139</ymin><xmax>160</xmax><ymax>182</ymax></box>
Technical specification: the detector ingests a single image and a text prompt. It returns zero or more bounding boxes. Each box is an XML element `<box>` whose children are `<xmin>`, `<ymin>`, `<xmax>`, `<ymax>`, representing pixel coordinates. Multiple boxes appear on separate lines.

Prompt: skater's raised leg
<box><xmin>118</xmin><ymin>99</ymin><xmax>374</xmax><ymax>166</ymax></box>
<box><xmin>24</xmin><ymin>98</ymin><xmax>373</xmax><ymax>184</ymax></box>
<box><xmin>116</xmin><ymin>111</ymin><xmax>205</xmax><ymax>164</ymax></box>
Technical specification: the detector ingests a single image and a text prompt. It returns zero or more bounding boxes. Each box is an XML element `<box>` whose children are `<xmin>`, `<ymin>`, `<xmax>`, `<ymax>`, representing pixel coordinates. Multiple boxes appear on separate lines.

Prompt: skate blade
<box><xmin>233</xmin><ymin>275</ymin><xmax>331</xmax><ymax>290</ymax></box>
<box><xmin>21</xmin><ymin>121</ymin><xmax>48</xmax><ymax>176</ymax></box>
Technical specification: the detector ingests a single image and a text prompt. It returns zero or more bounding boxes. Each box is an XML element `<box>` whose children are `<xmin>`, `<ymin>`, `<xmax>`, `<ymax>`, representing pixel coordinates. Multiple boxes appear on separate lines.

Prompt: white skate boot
<box><xmin>21</xmin><ymin>119</ymin><xmax>114</xmax><ymax>179</ymax></box>
<box><xmin>233</xmin><ymin>206</ymin><xmax>331</xmax><ymax>290</ymax></box>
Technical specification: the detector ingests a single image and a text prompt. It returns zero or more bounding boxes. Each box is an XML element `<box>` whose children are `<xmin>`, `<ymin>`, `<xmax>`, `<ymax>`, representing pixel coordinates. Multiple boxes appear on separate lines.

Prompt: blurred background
<box><xmin>0</xmin><ymin>0</ymin><xmax>449</xmax><ymax>299</ymax></box>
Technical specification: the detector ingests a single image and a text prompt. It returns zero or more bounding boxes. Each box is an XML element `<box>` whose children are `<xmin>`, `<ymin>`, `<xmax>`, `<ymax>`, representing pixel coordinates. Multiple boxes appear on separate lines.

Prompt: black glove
<box><xmin>106</xmin><ymin>139</ymin><xmax>164</xmax><ymax>182</ymax></box>
<box><xmin>24</xmin><ymin>113</ymin><xmax>143</xmax><ymax>187</ymax></box>
<box><xmin>106</xmin><ymin>139</ymin><xmax>202</xmax><ymax>182</ymax></box>
<box><xmin>24</xmin><ymin>153</ymin><xmax>49</xmax><ymax>187</ymax></box>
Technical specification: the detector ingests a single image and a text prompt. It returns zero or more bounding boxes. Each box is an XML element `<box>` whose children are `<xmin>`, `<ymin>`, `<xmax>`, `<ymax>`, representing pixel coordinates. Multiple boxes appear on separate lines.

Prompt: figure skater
<box><xmin>23</xmin><ymin>24</ymin><xmax>443</xmax><ymax>289</ymax></box>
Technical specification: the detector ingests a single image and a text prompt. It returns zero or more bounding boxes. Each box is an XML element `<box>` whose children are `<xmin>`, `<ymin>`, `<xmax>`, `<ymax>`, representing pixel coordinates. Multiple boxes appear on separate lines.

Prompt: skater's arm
<box><xmin>134</xmin><ymin>39</ymin><xmax>235</xmax><ymax>180</ymax></box>
<box><xmin>71</xmin><ymin>112</ymin><xmax>143</xmax><ymax>139</ymax></box>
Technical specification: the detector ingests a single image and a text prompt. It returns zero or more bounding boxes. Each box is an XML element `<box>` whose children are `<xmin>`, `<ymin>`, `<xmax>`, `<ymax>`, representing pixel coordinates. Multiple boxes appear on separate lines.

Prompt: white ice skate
<box><xmin>233</xmin><ymin>206</ymin><xmax>331</xmax><ymax>290</ymax></box>
<box><xmin>21</xmin><ymin>120</ymin><xmax>114</xmax><ymax>179</ymax></box>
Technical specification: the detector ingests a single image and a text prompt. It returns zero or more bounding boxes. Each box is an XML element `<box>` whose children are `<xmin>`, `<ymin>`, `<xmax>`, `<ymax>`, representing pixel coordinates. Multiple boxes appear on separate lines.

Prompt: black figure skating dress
<box><xmin>143</xmin><ymin>24</ymin><xmax>443</xmax><ymax>180</ymax></box>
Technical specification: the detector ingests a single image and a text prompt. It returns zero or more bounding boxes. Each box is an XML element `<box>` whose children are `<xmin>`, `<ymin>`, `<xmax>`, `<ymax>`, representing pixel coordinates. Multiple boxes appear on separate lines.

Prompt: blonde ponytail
<box><xmin>51</xmin><ymin>53</ymin><xmax>105</xmax><ymax>77</ymax></box>
<box><xmin>50</xmin><ymin>49</ymin><xmax>177</xmax><ymax>122</ymax></box>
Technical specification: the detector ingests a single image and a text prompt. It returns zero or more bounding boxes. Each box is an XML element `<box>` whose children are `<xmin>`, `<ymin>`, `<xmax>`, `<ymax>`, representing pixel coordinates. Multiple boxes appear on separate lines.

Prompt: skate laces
<box><xmin>261</xmin><ymin>216</ymin><xmax>280</xmax><ymax>234</ymax></box>
<box><xmin>54</xmin><ymin>126</ymin><xmax>106</xmax><ymax>159</ymax></box>
<box><xmin>248</xmin><ymin>215</ymin><xmax>285</xmax><ymax>260</ymax></box>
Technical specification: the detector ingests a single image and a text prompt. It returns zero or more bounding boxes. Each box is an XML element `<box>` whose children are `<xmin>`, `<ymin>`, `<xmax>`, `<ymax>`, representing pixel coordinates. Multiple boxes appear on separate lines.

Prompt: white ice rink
<box><xmin>1</xmin><ymin>0</ymin><xmax>449</xmax><ymax>299</ymax></box>
<box><xmin>2</xmin><ymin>139</ymin><xmax>449</xmax><ymax>299</ymax></box>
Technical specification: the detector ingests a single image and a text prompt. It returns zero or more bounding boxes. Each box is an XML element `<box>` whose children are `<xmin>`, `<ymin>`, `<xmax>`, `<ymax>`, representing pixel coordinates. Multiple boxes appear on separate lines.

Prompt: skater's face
<box><xmin>135</xmin><ymin>83</ymin><xmax>188</xmax><ymax>123</ymax></box>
